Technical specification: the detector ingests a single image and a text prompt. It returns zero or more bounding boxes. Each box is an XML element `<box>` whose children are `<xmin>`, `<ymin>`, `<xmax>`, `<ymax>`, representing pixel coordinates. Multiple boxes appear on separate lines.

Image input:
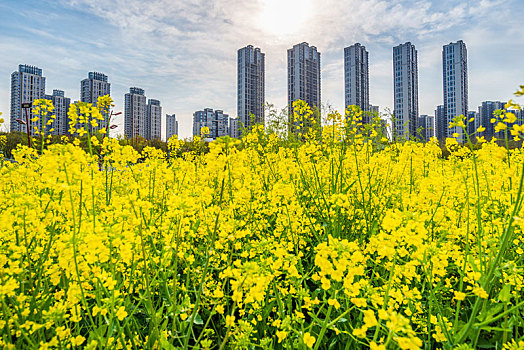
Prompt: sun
<box><xmin>259</xmin><ymin>0</ymin><xmax>313</xmax><ymax>36</ymax></box>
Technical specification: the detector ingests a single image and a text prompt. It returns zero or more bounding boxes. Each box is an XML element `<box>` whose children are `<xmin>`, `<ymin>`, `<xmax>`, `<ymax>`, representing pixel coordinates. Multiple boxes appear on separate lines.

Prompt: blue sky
<box><xmin>1</xmin><ymin>0</ymin><xmax>523</xmax><ymax>138</ymax></box>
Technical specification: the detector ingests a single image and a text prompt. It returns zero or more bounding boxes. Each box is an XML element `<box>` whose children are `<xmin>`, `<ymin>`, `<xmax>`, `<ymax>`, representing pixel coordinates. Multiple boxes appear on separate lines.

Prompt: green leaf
<box><xmin>193</xmin><ymin>313</ymin><xmax>204</xmax><ymax>325</ymax></box>
<box><xmin>479</xmin><ymin>326</ymin><xmax>511</xmax><ymax>332</ymax></box>
<box><xmin>477</xmin><ymin>303</ymin><xmax>503</xmax><ymax>322</ymax></box>
<box><xmin>498</xmin><ymin>284</ymin><xmax>511</xmax><ymax>303</ymax></box>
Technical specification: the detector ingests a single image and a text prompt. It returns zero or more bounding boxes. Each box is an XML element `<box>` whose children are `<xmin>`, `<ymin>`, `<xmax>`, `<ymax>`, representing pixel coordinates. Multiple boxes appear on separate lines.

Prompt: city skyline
<box><xmin>3</xmin><ymin>39</ymin><xmax>518</xmax><ymax>142</ymax></box>
<box><xmin>1</xmin><ymin>1</ymin><xmax>524</xmax><ymax>138</ymax></box>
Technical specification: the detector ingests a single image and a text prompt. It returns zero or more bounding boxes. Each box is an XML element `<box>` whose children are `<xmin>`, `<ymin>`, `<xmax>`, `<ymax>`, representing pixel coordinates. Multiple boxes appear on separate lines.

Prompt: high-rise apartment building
<box><xmin>81</xmin><ymin>72</ymin><xmax>111</xmax><ymax>133</ymax></box>
<box><xmin>418</xmin><ymin>114</ymin><xmax>434</xmax><ymax>142</ymax></box>
<box><xmin>344</xmin><ymin>43</ymin><xmax>369</xmax><ymax>113</ymax></box>
<box><xmin>124</xmin><ymin>87</ymin><xmax>147</xmax><ymax>140</ymax></box>
<box><xmin>81</xmin><ymin>72</ymin><xmax>110</xmax><ymax>105</ymax></box>
<box><xmin>166</xmin><ymin>114</ymin><xmax>179</xmax><ymax>140</ymax></box>
<box><xmin>147</xmin><ymin>99</ymin><xmax>162</xmax><ymax>140</ymax></box>
<box><xmin>479</xmin><ymin>101</ymin><xmax>506</xmax><ymax>139</ymax></box>
<box><xmin>229</xmin><ymin>117</ymin><xmax>239</xmax><ymax>138</ymax></box>
<box><xmin>213</xmin><ymin>110</ymin><xmax>229</xmax><ymax>139</ymax></box>
<box><xmin>44</xmin><ymin>89</ymin><xmax>70</xmax><ymax>135</ymax></box>
<box><xmin>10</xmin><ymin>64</ymin><xmax>46</xmax><ymax>134</ymax></box>
<box><xmin>238</xmin><ymin>45</ymin><xmax>265</xmax><ymax>131</ymax></box>
<box><xmin>193</xmin><ymin>108</ymin><xmax>229</xmax><ymax>140</ymax></box>
<box><xmin>508</xmin><ymin>109</ymin><xmax>524</xmax><ymax>127</ymax></box>
<box><xmin>287</xmin><ymin>42</ymin><xmax>321</xmax><ymax>124</ymax></box>
<box><xmin>443</xmin><ymin>40</ymin><xmax>468</xmax><ymax>140</ymax></box>
<box><xmin>193</xmin><ymin>108</ymin><xmax>213</xmax><ymax>138</ymax></box>
<box><xmin>467</xmin><ymin>110</ymin><xmax>479</xmax><ymax>136</ymax></box>
<box><xmin>393</xmin><ymin>42</ymin><xmax>419</xmax><ymax>138</ymax></box>
<box><xmin>435</xmin><ymin>105</ymin><xmax>445</xmax><ymax>141</ymax></box>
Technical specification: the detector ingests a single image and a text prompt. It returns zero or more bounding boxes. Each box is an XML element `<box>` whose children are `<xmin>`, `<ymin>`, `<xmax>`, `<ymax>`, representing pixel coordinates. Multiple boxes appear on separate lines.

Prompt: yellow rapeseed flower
<box><xmin>116</xmin><ymin>306</ymin><xmax>127</xmax><ymax>321</ymax></box>
<box><xmin>303</xmin><ymin>332</ymin><xmax>315</xmax><ymax>348</ymax></box>
<box><xmin>225</xmin><ymin>314</ymin><xmax>235</xmax><ymax>327</ymax></box>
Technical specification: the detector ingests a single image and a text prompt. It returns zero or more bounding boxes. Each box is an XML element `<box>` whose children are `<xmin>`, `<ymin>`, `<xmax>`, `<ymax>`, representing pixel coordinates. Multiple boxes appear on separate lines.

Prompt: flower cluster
<box><xmin>0</xmin><ymin>90</ymin><xmax>523</xmax><ymax>349</ymax></box>
<box><xmin>68</xmin><ymin>101</ymin><xmax>104</xmax><ymax>137</ymax></box>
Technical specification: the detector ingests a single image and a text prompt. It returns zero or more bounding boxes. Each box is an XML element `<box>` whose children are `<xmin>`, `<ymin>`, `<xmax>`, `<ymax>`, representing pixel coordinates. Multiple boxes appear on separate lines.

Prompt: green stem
<box><xmin>183</xmin><ymin>176</ymin><xmax>226</xmax><ymax>349</ymax></box>
<box><xmin>312</xmin><ymin>305</ymin><xmax>333</xmax><ymax>350</ymax></box>
<box><xmin>474</xmin><ymin>300</ymin><xmax>524</xmax><ymax>328</ymax></box>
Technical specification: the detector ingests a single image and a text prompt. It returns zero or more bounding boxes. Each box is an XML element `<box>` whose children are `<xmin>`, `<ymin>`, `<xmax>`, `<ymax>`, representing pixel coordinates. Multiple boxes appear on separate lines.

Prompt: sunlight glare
<box><xmin>260</xmin><ymin>0</ymin><xmax>313</xmax><ymax>36</ymax></box>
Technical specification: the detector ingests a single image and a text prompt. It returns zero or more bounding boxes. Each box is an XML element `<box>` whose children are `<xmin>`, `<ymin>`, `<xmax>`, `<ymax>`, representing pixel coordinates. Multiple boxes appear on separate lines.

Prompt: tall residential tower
<box><xmin>238</xmin><ymin>45</ymin><xmax>265</xmax><ymax>132</ymax></box>
<box><xmin>287</xmin><ymin>42</ymin><xmax>321</xmax><ymax>130</ymax></box>
<box><xmin>10</xmin><ymin>64</ymin><xmax>46</xmax><ymax>134</ymax></box>
<box><xmin>418</xmin><ymin>115</ymin><xmax>434</xmax><ymax>142</ymax></box>
<box><xmin>124</xmin><ymin>87</ymin><xmax>147</xmax><ymax>140</ymax></box>
<box><xmin>166</xmin><ymin>114</ymin><xmax>179</xmax><ymax>140</ymax></box>
<box><xmin>44</xmin><ymin>89</ymin><xmax>70</xmax><ymax>135</ymax></box>
<box><xmin>81</xmin><ymin>72</ymin><xmax>110</xmax><ymax>105</ymax></box>
<box><xmin>147</xmin><ymin>99</ymin><xmax>162</xmax><ymax>140</ymax></box>
<box><xmin>229</xmin><ymin>117</ymin><xmax>239</xmax><ymax>138</ymax></box>
<box><xmin>479</xmin><ymin>101</ymin><xmax>506</xmax><ymax>139</ymax></box>
<box><xmin>344</xmin><ymin>43</ymin><xmax>369</xmax><ymax>112</ymax></box>
<box><xmin>442</xmin><ymin>40</ymin><xmax>468</xmax><ymax>140</ymax></box>
<box><xmin>393</xmin><ymin>42</ymin><xmax>419</xmax><ymax>139</ymax></box>
<box><xmin>435</xmin><ymin>105</ymin><xmax>445</xmax><ymax>141</ymax></box>
<box><xmin>193</xmin><ymin>108</ymin><xmax>229</xmax><ymax>140</ymax></box>
<box><xmin>81</xmin><ymin>72</ymin><xmax>111</xmax><ymax>133</ymax></box>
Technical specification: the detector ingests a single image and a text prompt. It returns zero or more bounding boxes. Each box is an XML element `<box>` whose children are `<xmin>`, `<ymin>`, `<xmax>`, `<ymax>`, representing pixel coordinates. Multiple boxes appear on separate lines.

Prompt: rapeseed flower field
<box><xmin>0</xmin><ymin>89</ymin><xmax>524</xmax><ymax>349</ymax></box>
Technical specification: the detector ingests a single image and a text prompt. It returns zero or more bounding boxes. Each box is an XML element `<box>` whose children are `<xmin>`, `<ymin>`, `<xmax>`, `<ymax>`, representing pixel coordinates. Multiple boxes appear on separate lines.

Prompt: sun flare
<box><xmin>259</xmin><ymin>0</ymin><xmax>313</xmax><ymax>36</ymax></box>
